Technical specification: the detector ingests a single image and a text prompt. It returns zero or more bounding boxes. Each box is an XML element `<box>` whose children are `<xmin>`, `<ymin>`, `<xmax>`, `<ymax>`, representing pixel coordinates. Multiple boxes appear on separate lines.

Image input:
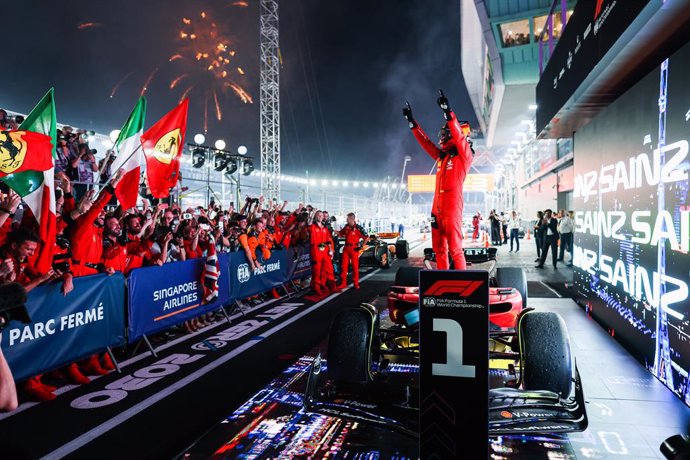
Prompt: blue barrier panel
<box><xmin>1</xmin><ymin>273</ymin><xmax>126</xmax><ymax>382</ymax></box>
<box><xmin>127</xmin><ymin>253</ymin><xmax>231</xmax><ymax>342</ymax></box>
<box><xmin>286</xmin><ymin>243</ymin><xmax>312</xmax><ymax>281</ymax></box>
<box><xmin>227</xmin><ymin>249</ymin><xmax>288</xmax><ymax>299</ymax></box>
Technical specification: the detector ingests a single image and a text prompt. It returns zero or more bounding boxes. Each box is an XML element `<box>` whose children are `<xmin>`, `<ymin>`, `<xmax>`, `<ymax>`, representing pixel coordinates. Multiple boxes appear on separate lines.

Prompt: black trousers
<box><xmin>539</xmin><ymin>235</ymin><xmax>558</xmax><ymax>267</ymax></box>
<box><xmin>510</xmin><ymin>228</ymin><xmax>519</xmax><ymax>251</ymax></box>
<box><xmin>491</xmin><ymin>225</ymin><xmax>501</xmax><ymax>244</ymax></box>
<box><xmin>559</xmin><ymin>232</ymin><xmax>573</xmax><ymax>260</ymax></box>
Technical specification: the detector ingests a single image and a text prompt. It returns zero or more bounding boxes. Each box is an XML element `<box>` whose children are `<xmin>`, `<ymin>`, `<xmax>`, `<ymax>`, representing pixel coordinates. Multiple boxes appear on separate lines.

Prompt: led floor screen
<box><xmin>573</xmin><ymin>41</ymin><xmax>690</xmax><ymax>406</ymax></box>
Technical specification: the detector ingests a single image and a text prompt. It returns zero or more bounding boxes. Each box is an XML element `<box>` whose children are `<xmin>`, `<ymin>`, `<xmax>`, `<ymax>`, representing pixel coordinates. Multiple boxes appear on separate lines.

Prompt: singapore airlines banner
<box><xmin>573</xmin><ymin>41</ymin><xmax>690</xmax><ymax>405</ymax></box>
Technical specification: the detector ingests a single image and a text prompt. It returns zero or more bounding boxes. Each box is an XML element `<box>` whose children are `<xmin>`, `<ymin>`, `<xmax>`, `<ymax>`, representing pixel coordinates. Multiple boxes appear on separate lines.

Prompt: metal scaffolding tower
<box><xmin>260</xmin><ymin>0</ymin><xmax>280</xmax><ymax>200</ymax></box>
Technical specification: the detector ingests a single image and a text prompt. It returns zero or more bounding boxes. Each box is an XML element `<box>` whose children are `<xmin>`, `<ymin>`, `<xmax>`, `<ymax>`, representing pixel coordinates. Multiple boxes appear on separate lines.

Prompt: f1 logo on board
<box><xmin>237</xmin><ymin>263</ymin><xmax>251</xmax><ymax>283</ymax></box>
<box><xmin>423</xmin><ymin>280</ymin><xmax>484</xmax><ymax>297</ymax></box>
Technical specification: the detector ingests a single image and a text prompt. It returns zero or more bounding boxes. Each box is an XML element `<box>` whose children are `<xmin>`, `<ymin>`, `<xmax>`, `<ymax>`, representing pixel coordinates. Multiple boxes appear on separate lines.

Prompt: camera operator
<box><xmin>69</xmin><ymin>143</ymin><xmax>98</xmax><ymax>200</ymax></box>
<box><xmin>0</xmin><ymin>189</ymin><xmax>22</xmax><ymax>243</ymax></box>
<box><xmin>98</xmin><ymin>149</ymin><xmax>116</xmax><ymax>185</ymax></box>
<box><xmin>0</xmin><ymin>109</ymin><xmax>20</xmax><ymax>131</ymax></box>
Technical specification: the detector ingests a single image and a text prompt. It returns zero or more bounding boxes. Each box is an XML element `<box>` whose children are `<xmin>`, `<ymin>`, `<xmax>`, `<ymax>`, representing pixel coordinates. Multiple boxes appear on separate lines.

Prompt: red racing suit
<box><xmin>472</xmin><ymin>215</ymin><xmax>480</xmax><ymax>241</ymax></box>
<box><xmin>309</xmin><ymin>223</ymin><xmax>335</xmax><ymax>293</ymax></box>
<box><xmin>411</xmin><ymin>110</ymin><xmax>472</xmax><ymax>270</ymax></box>
<box><xmin>70</xmin><ymin>186</ymin><xmax>114</xmax><ymax>277</ymax></box>
<box><xmin>338</xmin><ymin>223</ymin><xmax>368</xmax><ymax>287</ymax></box>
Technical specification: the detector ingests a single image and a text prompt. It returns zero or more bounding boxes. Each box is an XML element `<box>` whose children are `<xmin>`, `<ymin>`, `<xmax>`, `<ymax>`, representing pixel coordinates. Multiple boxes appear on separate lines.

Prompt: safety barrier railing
<box><xmin>1</xmin><ymin>244</ymin><xmax>311</xmax><ymax>382</ymax></box>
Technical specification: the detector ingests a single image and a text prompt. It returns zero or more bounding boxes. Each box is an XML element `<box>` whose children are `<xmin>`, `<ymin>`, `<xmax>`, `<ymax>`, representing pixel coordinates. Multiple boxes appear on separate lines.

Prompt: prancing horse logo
<box><xmin>152</xmin><ymin>129</ymin><xmax>181</xmax><ymax>165</ymax></box>
<box><xmin>0</xmin><ymin>130</ymin><xmax>28</xmax><ymax>174</ymax></box>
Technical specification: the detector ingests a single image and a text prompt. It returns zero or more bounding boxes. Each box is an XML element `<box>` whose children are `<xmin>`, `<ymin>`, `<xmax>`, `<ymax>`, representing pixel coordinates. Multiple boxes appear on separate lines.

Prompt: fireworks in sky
<box><xmin>173</xmin><ymin>10</ymin><xmax>253</xmax><ymax>131</ymax></box>
<box><xmin>77</xmin><ymin>22</ymin><xmax>103</xmax><ymax>30</ymax></box>
<box><xmin>87</xmin><ymin>5</ymin><xmax>253</xmax><ymax>133</ymax></box>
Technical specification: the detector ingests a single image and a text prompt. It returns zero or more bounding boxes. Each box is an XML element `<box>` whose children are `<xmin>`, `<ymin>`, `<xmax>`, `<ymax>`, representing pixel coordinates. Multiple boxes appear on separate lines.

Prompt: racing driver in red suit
<box><xmin>403</xmin><ymin>90</ymin><xmax>474</xmax><ymax>270</ymax></box>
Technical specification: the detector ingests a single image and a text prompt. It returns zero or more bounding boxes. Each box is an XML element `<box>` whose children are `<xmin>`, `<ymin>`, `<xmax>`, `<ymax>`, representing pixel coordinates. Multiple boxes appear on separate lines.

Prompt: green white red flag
<box><xmin>111</xmin><ymin>97</ymin><xmax>146</xmax><ymax>210</ymax></box>
<box><xmin>0</xmin><ymin>88</ymin><xmax>57</xmax><ymax>273</ymax></box>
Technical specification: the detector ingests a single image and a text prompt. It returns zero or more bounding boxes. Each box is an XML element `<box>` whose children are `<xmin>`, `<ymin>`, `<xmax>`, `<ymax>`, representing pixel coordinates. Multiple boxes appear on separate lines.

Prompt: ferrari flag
<box><xmin>0</xmin><ymin>89</ymin><xmax>57</xmax><ymax>274</ymax></box>
<box><xmin>141</xmin><ymin>98</ymin><xmax>188</xmax><ymax>198</ymax></box>
<box><xmin>111</xmin><ymin>97</ymin><xmax>146</xmax><ymax>209</ymax></box>
<box><xmin>0</xmin><ymin>130</ymin><xmax>54</xmax><ymax>178</ymax></box>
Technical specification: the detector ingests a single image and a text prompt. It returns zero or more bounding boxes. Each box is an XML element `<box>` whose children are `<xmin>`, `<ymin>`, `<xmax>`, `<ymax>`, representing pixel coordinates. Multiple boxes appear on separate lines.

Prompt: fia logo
<box><xmin>422</xmin><ymin>297</ymin><xmax>436</xmax><ymax>307</ymax></box>
<box><xmin>237</xmin><ymin>263</ymin><xmax>251</xmax><ymax>283</ymax></box>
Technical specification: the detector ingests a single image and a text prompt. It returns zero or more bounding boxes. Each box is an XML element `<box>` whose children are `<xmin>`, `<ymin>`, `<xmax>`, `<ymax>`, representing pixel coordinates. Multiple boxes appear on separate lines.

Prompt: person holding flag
<box><xmin>109</xmin><ymin>97</ymin><xmax>146</xmax><ymax>210</ymax></box>
<box><xmin>0</xmin><ymin>89</ymin><xmax>59</xmax><ymax>275</ymax></box>
<box><xmin>141</xmin><ymin>99</ymin><xmax>189</xmax><ymax>200</ymax></box>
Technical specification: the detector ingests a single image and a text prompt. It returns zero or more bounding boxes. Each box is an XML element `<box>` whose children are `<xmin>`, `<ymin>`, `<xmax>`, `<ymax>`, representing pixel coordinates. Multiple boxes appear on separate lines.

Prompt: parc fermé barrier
<box><xmin>0</xmin><ymin>244</ymin><xmax>313</xmax><ymax>382</ymax></box>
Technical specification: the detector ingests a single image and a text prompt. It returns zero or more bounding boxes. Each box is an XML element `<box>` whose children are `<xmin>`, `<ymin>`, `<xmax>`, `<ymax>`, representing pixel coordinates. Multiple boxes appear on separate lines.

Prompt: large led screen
<box><xmin>573</xmin><ymin>41</ymin><xmax>690</xmax><ymax>405</ymax></box>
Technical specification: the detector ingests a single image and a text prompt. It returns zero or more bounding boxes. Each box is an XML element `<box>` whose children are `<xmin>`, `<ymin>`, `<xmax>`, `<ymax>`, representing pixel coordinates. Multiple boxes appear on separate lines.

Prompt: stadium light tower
<box><xmin>260</xmin><ymin>0</ymin><xmax>280</xmax><ymax>201</ymax></box>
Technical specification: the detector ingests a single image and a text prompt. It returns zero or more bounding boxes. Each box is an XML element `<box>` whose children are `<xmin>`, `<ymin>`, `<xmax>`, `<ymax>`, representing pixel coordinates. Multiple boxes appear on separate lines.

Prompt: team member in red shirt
<box><xmin>70</xmin><ymin>170</ymin><xmax>124</xmax><ymax>277</ymax></box>
<box><xmin>403</xmin><ymin>90</ymin><xmax>474</xmax><ymax>270</ymax></box>
<box><xmin>309</xmin><ymin>211</ymin><xmax>335</xmax><ymax>294</ymax></box>
<box><xmin>337</xmin><ymin>213</ymin><xmax>368</xmax><ymax>290</ymax></box>
<box><xmin>102</xmin><ymin>215</ymin><xmax>128</xmax><ymax>273</ymax></box>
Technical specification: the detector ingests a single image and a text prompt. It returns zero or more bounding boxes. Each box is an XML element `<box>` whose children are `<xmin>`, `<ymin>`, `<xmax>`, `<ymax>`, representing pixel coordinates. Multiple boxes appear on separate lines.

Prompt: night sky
<box><xmin>1</xmin><ymin>0</ymin><xmax>475</xmax><ymax>181</ymax></box>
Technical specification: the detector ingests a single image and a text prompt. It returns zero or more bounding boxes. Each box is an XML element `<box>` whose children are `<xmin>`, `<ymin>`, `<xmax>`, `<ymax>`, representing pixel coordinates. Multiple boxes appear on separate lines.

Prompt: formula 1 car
<box><xmin>388</xmin><ymin>265</ymin><xmax>525</xmax><ymax>330</ymax></box>
<box><xmin>423</xmin><ymin>244</ymin><xmax>497</xmax><ymax>266</ymax></box>
<box><xmin>304</xmin><ymin>303</ymin><xmax>587</xmax><ymax>437</ymax></box>
<box><xmin>338</xmin><ymin>232</ymin><xmax>410</xmax><ymax>270</ymax></box>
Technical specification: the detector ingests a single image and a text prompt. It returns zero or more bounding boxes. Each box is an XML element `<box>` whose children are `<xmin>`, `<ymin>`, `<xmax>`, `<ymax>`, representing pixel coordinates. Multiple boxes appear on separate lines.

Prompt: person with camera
<box><xmin>403</xmin><ymin>90</ymin><xmax>474</xmax><ymax>270</ymax></box>
<box><xmin>0</xmin><ymin>229</ymin><xmax>68</xmax><ymax>401</ymax></box>
<box><xmin>54</xmin><ymin>133</ymin><xmax>77</xmax><ymax>176</ymax></box>
<box><xmin>0</xmin><ymin>189</ymin><xmax>22</xmax><ymax>243</ymax></box>
<box><xmin>337</xmin><ymin>212</ymin><xmax>368</xmax><ymax>290</ymax></box>
<box><xmin>69</xmin><ymin>169</ymin><xmax>124</xmax><ymax>277</ymax></box>
<box><xmin>69</xmin><ymin>143</ymin><xmax>99</xmax><ymax>200</ymax></box>
<box><xmin>0</xmin><ymin>109</ymin><xmax>20</xmax><ymax>131</ymax></box>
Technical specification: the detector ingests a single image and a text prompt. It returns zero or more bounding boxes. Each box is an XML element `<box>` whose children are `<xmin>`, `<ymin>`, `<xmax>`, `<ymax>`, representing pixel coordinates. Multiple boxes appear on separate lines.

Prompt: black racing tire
<box><xmin>395</xmin><ymin>266</ymin><xmax>422</xmax><ymax>287</ymax></box>
<box><xmin>495</xmin><ymin>267</ymin><xmax>527</xmax><ymax>308</ymax></box>
<box><xmin>327</xmin><ymin>306</ymin><xmax>377</xmax><ymax>383</ymax></box>
<box><xmin>377</xmin><ymin>246</ymin><xmax>391</xmax><ymax>269</ymax></box>
<box><xmin>519</xmin><ymin>311</ymin><xmax>573</xmax><ymax>397</ymax></box>
<box><xmin>395</xmin><ymin>240</ymin><xmax>409</xmax><ymax>259</ymax></box>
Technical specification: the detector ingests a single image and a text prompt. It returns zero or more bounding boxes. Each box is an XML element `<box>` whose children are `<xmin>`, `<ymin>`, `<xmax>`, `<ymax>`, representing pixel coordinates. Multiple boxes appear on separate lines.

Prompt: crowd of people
<box><xmin>533</xmin><ymin>208</ymin><xmax>574</xmax><ymax>269</ymax></box>
<box><xmin>471</xmin><ymin>208</ymin><xmax>575</xmax><ymax>267</ymax></box>
<box><xmin>0</xmin><ymin>143</ymin><xmax>374</xmax><ymax>405</ymax></box>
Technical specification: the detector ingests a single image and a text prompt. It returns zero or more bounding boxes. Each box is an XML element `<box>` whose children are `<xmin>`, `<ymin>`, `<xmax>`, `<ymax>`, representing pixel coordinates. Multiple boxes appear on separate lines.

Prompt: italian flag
<box><xmin>0</xmin><ymin>89</ymin><xmax>57</xmax><ymax>274</ymax></box>
<box><xmin>111</xmin><ymin>97</ymin><xmax>146</xmax><ymax>210</ymax></box>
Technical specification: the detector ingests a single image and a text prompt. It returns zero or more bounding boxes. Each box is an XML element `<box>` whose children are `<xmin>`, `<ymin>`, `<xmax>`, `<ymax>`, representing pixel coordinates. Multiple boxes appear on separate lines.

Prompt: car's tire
<box><xmin>395</xmin><ymin>240</ymin><xmax>409</xmax><ymax>259</ymax></box>
<box><xmin>495</xmin><ymin>267</ymin><xmax>527</xmax><ymax>308</ymax></box>
<box><xmin>395</xmin><ymin>266</ymin><xmax>422</xmax><ymax>287</ymax></box>
<box><xmin>327</xmin><ymin>306</ymin><xmax>377</xmax><ymax>383</ymax></box>
<box><xmin>377</xmin><ymin>246</ymin><xmax>391</xmax><ymax>269</ymax></box>
<box><xmin>519</xmin><ymin>311</ymin><xmax>573</xmax><ymax>397</ymax></box>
